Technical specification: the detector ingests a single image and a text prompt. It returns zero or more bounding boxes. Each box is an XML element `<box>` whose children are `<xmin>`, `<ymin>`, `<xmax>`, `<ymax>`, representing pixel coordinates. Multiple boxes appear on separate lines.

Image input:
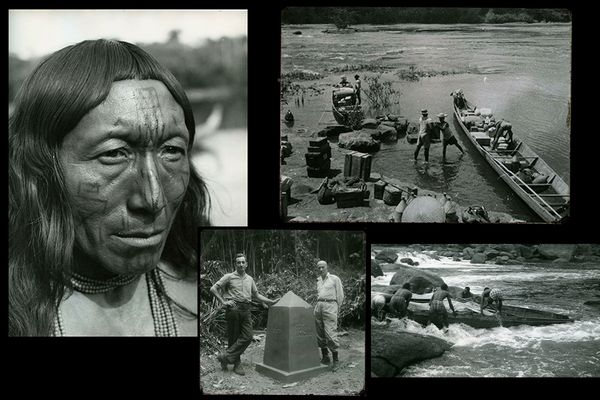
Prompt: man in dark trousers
<box><xmin>210</xmin><ymin>253</ymin><xmax>277</xmax><ymax>375</ymax></box>
<box><xmin>437</xmin><ymin>113</ymin><xmax>464</xmax><ymax>162</ymax></box>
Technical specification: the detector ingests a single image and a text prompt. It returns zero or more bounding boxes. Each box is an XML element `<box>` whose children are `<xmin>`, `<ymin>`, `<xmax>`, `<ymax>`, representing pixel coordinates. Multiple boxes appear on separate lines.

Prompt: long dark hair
<box><xmin>9</xmin><ymin>39</ymin><xmax>210</xmax><ymax>336</ymax></box>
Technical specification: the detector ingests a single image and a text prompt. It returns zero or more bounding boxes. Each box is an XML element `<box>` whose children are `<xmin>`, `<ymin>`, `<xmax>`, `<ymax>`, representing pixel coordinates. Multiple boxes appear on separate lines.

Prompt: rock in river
<box><xmin>371</xmin><ymin>324</ymin><xmax>451</xmax><ymax>377</ymax></box>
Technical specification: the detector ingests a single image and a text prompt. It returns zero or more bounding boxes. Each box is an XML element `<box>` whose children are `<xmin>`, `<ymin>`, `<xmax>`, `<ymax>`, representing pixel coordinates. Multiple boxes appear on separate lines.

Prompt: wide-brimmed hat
<box><xmin>437</xmin><ymin>113</ymin><xmax>447</xmax><ymax>118</ymax></box>
<box><xmin>340</xmin><ymin>75</ymin><xmax>347</xmax><ymax>80</ymax></box>
<box><xmin>421</xmin><ymin>109</ymin><xmax>428</xmax><ymax>115</ymax></box>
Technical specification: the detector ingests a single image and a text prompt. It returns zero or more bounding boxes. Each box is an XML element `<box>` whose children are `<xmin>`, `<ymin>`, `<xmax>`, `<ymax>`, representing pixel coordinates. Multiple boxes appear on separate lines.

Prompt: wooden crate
<box><xmin>335</xmin><ymin>190</ymin><xmax>366</xmax><ymax>208</ymax></box>
<box><xmin>383</xmin><ymin>185</ymin><xmax>403</xmax><ymax>206</ymax></box>
<box><xmin>374</xmin><ymin>180</ymin><xmax>387</xmax><ymax>200</ymax></box>
<box><xmin>344</xmin><ymin>151</ymin><xmax>372</xmax><ymax>180</ymax></box>
<box><xmin>305</xmin><ymin>152</ymin><xmax>329</xmax><ymax>168</ymax></box>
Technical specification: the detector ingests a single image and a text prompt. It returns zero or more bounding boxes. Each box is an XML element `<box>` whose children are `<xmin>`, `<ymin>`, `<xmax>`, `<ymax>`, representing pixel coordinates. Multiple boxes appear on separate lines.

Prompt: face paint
<box><xmin>59</xmin><ymin>80</ymin><xmax>190</xmax><ymax>277</ymax></box>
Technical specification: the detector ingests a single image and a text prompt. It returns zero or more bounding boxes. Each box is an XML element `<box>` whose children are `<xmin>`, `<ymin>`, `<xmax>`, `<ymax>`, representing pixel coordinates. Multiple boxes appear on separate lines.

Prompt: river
<box><xmin>371</xmin><ymin>251</ymin><xmax>600</xmax><ymax>377</ymax></box>
<box><xmin>282</xmin><ymin>23</ymin><xmax>571</xmax><ymax>221</ymax></box>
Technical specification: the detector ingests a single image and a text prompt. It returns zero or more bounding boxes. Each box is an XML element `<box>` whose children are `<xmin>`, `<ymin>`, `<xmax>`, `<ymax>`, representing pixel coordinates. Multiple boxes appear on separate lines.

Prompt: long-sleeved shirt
<box><xmin>213</xmin><ymin>271</ymin><xmax>258</xmax><ymax>303</ymax></box>
<box><xmin>317</xmin><ymin>273</ymin><xmax>344</xmax><ymax>305</ymax></box>
<box><xmin>419</xmin><ymin>116</ymin><xmax>433</xmax><ymax>137</ymax></box>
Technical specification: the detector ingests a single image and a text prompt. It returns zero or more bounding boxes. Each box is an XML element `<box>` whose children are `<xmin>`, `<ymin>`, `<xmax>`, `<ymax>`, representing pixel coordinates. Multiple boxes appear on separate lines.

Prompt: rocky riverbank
<box><xmin>372</xmin><ymin>244</ymin><xmax>600</xmax><ymax>267</ymax></box>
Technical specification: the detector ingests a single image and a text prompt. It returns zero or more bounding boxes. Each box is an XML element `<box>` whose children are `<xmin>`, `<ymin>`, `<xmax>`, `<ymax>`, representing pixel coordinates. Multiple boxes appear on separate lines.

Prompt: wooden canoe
<box><xmin>453</xmin><ymin>98</ymin><xmax>569</xmax><ymax>223</ymax></box>
<box><xmin>407</xmin><ymin>301</ymin><xmax>573</xmax><ymax>329</ymax></box>
<box><xmin>332</xmin><ymin>87</ymin><xmax>363</xmax><ymax>128</ymax></box>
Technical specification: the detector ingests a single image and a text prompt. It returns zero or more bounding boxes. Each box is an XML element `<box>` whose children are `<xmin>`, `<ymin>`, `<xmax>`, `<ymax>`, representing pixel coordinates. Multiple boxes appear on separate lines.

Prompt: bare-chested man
<box><xmin>428</xmin><ymin>283</ymin><xmax>456</xmax><ymax>329</ymax></box>
<box><xmin>390</xmin><ymin>283</ymin><xmax>412</xmax><ymax>318</ymax></box>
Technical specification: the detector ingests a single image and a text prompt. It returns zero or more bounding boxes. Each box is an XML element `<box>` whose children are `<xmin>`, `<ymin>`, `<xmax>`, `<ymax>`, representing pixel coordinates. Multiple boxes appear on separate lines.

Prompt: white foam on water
<box><xmin>383</xmin><ymin>315</ymin><xmax>600</xmax><ymax>352</ymax></box>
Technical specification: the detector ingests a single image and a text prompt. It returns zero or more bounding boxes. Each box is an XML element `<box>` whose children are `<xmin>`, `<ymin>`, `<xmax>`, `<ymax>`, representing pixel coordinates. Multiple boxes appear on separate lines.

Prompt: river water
<box><xmin>282</xmin><ymin>24</ymin><xmax>571</xmax><ymax>221</ymax></box>
<box><xmin>371</xmin><ymin>251</ymin><xmax>600</xmax><ymax>377</ymax></box>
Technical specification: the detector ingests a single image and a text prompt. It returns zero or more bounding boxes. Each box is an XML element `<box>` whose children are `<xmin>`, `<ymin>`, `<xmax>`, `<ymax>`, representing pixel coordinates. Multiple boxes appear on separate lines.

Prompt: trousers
<box><xmin>225</xmin><ymin>303</ymin><xmax>253</xmax><ymax>363</ymax></box>
<box><xmin>314</xmin><ymin>301</ymin><xmax>339</xmax><ymax>350</ymax></box>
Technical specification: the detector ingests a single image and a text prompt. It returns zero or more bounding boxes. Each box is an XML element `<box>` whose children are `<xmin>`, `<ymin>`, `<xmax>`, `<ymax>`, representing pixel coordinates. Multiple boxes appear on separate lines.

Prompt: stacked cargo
<box><xmin>343</xmin><ymin>151</ymin><xmax>372</xmax><ymax>181</ymax></box>
<box><xmin>305</xmin><ymin>137</ymin><xmax>331</xmax><ymax>178</ymax></box>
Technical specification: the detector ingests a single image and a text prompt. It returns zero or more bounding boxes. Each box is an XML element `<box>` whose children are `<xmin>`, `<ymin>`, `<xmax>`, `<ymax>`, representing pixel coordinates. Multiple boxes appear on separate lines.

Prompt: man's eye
<box><xmin>98</xmin><ymin>148</ymin><xmax>129</xmax><ymax>163</ymax></box>
<box><xmin>161</xmin><ymin>145</ymin><xmax>186</xmax><ymax>160</ymax></box>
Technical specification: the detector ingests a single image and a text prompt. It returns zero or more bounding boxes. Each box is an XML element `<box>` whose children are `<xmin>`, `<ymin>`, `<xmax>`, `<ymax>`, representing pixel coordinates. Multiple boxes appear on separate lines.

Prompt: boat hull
<box><xmin>452</xmin><ymin>100</ymin><xmax>569</xmax><ymax>222</ymax></box>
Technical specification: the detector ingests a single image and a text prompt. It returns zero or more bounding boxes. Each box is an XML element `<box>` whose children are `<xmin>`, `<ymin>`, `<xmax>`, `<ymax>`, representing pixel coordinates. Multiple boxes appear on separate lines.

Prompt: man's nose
<box><xmin>127</xmin><ymin>154</ymin><xmax>166</xmax><ymax>214</ymax></box>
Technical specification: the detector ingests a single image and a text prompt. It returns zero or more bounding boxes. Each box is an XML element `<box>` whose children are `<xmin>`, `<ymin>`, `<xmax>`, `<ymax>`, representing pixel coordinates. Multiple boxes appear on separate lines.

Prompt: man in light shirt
<box><xmin>314</xmin><ymin>260</ymin><xmax>344</xmax><ymax>369</ymax></box>
<box><xmin>210</xmin><ymin>253</ymin><xmax>276</xmax><ymax>375</ymax></box>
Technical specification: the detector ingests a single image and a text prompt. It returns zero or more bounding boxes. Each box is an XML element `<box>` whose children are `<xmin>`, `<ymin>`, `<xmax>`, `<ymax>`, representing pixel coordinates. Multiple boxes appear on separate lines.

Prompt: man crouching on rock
<box><xmin>315</xmin><ymin>260</ymin><xmax>345</xmax><ymax>370</ymax></box>
<box><xmin>210</xmin><ymin>253</ymin><xmax>277</xmax><ymax>375</ymax></box>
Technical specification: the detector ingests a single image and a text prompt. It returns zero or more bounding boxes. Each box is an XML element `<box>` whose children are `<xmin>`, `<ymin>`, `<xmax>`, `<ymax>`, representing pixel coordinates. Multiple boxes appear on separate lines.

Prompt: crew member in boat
<box><xmin>437</xmin><ymin>113</ymin><xmax>465</xmax><ymax>162</ymax></box>
<box><xmin>338</xmin><ymin>75</ymin><xmax>353</xmax><ymax>88</ymax></box>
<box><xmin>491</xmin><ymin>119</ymin><xmax>514</xmax><ymax>150</ymax></box>
<box><xmin>414</xmin><ymin>109</ymin><xmax>434</xmax><ymax>163</ymax></box>
<box><xmin>451</xmin><ymin>89</ymin><xmax>466</xmax><ymax>109</ymax></box>
<box><xmin>428</xmin><ymin>283</ymin><xmax>457</xmax><ymax>330</ymax></box>
<box><xmin>390</xmin><ymin>283</ymin><xmax>413</xmax><ymax>318</ymax></box>
<box><xmin>480</xmin><ymin>287</ymin><xmax>504</xmax><ymax>315</ymax></box>
<box><xmin>461</xmin><ymin>286</ymin><xmax>473</xmax><ymax>298</ymax></box>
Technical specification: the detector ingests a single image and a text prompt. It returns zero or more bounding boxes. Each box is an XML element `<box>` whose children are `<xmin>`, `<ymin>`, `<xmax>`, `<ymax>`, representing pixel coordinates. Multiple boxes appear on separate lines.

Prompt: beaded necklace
<box><xmin>54</xmin><ymin>268</ymin><xmax>178</xmax><ymax>336</ymax></box>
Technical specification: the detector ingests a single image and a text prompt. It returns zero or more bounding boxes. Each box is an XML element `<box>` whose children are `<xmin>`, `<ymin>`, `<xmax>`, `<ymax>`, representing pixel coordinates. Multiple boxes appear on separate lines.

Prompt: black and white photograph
<box><xmin>280</xmin><ymin>7</ymin><xmax>570</xmax><ymax>223</ymax></box>
<box><xmin>8</xmin><ymin>9</ymin><xmax>246</xmax><ymax>336</ymax></box>
<box><xmin>200</xmin><ymin>229</ymin><xmax>366</xmax><ymax>395</ymax></box>
<box><xmin>370</xmin><ymin>244</ymin><xmax>600</xmax><ymax>377</ymax></box>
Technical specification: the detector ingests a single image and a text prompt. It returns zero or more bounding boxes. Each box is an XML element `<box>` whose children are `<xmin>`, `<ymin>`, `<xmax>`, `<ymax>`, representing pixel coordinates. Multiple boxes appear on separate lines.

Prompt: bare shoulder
<box><xmin>159</xmin><ymin>261</ymin><xmax>197</xmax><ymax>314</ymax></box>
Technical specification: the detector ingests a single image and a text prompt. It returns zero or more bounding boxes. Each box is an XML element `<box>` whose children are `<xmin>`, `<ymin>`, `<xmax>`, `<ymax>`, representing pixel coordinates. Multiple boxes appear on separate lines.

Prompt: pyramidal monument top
<box><xmin>273</xmin><ymin>291</ymin><xmax>311</xmax><ymax>308</ymax></box>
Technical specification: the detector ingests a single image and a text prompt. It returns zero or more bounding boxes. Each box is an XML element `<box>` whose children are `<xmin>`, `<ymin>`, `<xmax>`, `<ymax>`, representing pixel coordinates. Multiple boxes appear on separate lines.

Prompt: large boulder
<box><xmin>400</xmin><ymin>257</ymin><xmax>416</xmax><ymax>266</ymax></box>
<box><xmin>407</xmin><ymin>276</ymin><xmax>437</xmax><ymax>294</ymax></box>
<box><xmin>389</xmin><ymin>265</ymin><xmax>445</xmax><ymax>294</ymax></box>
<box><xmin>375</xmin><ymin>248</ymin><xmax>399</xmax><ymax>263</ymax></box>
<box><xmin>517</xmin><ymin>244</ymin><xmax>536</xmax><ymax>259</ymax></box>
<box><xmin>361</xmin><ymin>118</ymin><xmax>379</xmax><ymax>129</ymax></box>
<box><xmin>537</xmin><ymin>244</ymin><xmax>577</xmax><ymax>261</ymax></box>
<box><xmin>338</xmin><ymin>131</ymin><xmax>381</xmax><ymax>153</ymax></box>
<box><xmin>470</xmin><ymin>253</ymin><xmax>487</xmax><ymax>264</ymax></box>
<box><xmin>371</xmin><ymin>325</ymin><xmax>451</xmax><ymax>377</ymax></box>
<box><xmin>371</xmin><ymin>259</ymin><xmax>384</xmax><ymax>277</ymax></box>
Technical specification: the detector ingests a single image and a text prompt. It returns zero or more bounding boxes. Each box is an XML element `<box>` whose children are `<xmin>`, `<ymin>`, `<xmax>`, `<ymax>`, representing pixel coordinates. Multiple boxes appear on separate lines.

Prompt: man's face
<box><xmin>317</xmin><ymin>263</ymin><xmax>328</xmax><ymax>277</ymax></box>
<box><xmin>59</xmin><ymin>79</ymin><xmax>190</xmax><ymax>276</ymax></box>
<box><xmin>235</xmin><ymin>256</ymin><xmax>247</xmax><ymax>274</ymax></box>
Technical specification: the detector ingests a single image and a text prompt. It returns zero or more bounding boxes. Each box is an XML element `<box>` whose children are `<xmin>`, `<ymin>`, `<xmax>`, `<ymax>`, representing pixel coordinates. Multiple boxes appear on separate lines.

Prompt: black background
<box><xmin>7</xmin><ymin>1</ymin><xmax>598</xmax><ymax>396</ymax></box>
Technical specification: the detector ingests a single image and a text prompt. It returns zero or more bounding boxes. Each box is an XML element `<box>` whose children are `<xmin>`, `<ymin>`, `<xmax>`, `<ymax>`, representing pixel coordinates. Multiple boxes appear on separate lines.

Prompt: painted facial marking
<box><xmin>134</xmin><ymin>87</ymin><xmax>165</xmax><ymax>145</ymax></box>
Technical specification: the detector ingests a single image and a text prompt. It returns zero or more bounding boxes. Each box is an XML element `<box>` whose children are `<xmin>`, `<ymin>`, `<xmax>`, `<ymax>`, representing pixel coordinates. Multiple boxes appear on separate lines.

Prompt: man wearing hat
<box><xmin>414</xmin><ymin>109</ymin><xmax>434</xmax><ymax>162</ymax></box>
<box><xmin>491</xmin><ymin>119</ymin><xmax>513</xmax><ymax>150</ymax></box>
<box><xmin>339</xmin><ymin>75</ymin><xmax>352</xmax><ymax>88</ymax></box>
<box><xmin>315</xmin><ymin>260</ymin><xmax>344</xmax><ymax>369</ymax></box>
<box><xmin>437</xmin><ymin>112</ymin><xmax>464</xmax><ymax>161</ymax></box>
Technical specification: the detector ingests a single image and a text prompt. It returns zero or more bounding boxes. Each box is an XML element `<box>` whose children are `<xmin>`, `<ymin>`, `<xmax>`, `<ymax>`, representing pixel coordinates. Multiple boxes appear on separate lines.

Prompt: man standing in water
<box><xmin>354</xmin><ymin>74</ymin><xmax>362</xmax><ymax>105</ymax></box>
<box><xmin>428</xmin><ymin>283</ymin><xmax>457</xmax><ymax>330</ymax></box>
<box><xmin>315</xmin><ymin>260</ymin><xmax>344</xmax><ymax>370</ymax></box>
<box><xmin>211</xmin><ymin>253</ymin><xmax>277</xmax><ymax>375</ymax></box>
<box><xmin>390</xmin><ymin>283</ymin><xmax>412</xmax><ymax>318</ymax></box>
<box><xmin>437</xmin><ymin>113</ymin><xmax>465</xmax><ymax>162</ymax></box>
<box><xmin>414</xmin><ymin>109</ymin><xmax>434</xmax><ymax>163</ymax></box>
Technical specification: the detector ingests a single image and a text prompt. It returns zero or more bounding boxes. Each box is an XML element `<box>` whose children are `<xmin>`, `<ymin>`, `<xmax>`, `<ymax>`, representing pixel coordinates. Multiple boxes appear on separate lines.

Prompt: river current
<box><xmin>282</xmin><ymin>23</ymin><xmax>571</xmax><ymax>221</ymax></box>
<box><xmin>371</xmin><ymin>251</ymin><xmax>600</xmax><ymax>377</ymax></box>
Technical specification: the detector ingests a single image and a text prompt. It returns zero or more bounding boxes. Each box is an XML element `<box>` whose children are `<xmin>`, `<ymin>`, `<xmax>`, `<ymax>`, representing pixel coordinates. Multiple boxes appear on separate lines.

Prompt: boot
<box><xmin>233</xmin><ymin>362</ymin><xmax>246</xmax><ymax>376</ymax></box>
<box><xmin>216</xmin><ymin>352</ymin><xmax>229</xmax><ymax>371</ymax></box>
<box><xmin>320</xmin><ymin>348</ymin><xmax>331</xmax><ymax>365</ymax></box>
<box><xmin>332</xmin><ymin>351</ymin><xmax>340</xmax><ymax>370</ymax></box>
